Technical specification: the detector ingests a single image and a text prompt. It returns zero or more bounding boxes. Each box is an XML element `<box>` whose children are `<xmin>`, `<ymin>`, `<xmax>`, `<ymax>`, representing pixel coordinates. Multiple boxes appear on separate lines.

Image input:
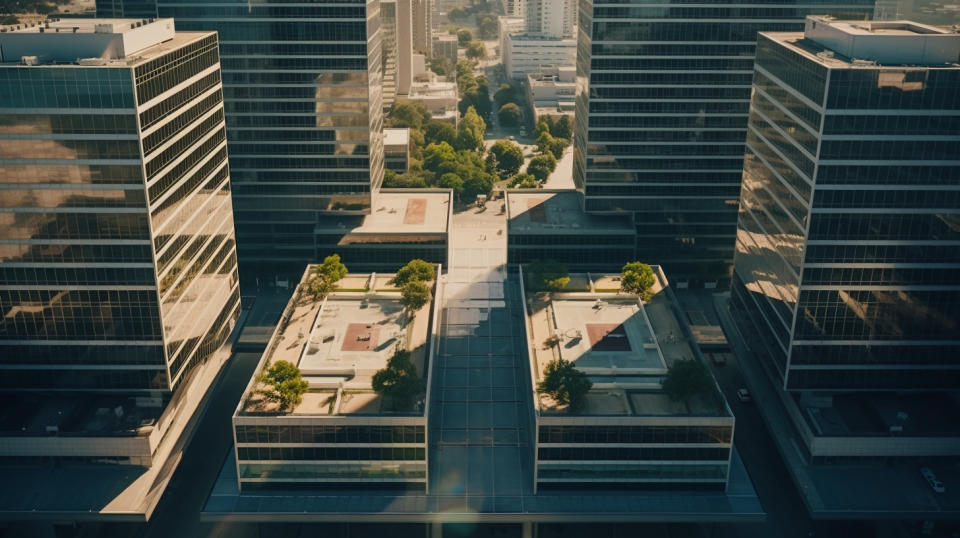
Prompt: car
<box><xmin>710</xmin><ymin>353</ymin><xmax>727</xmax><ymax>366</ymax></box>
<box><xmin>736</xmin><ymin>388</ymin><xmax>752</xmax><ymax>403</ymax></box>
<box><xmin>508</xmin><ymin>135</ymin><xmax>516</xmax><ymax>141</ymax></box>
<box><xmin>921</xmin><ymin>467</ymin><xmax>946</xmax><ymax>493</ymax></box>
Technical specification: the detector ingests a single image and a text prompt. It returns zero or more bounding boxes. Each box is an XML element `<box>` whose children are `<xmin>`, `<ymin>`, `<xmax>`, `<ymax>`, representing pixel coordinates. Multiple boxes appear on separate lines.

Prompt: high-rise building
<box><xmin>148</xmin><ymin>0</ymin><xmax>384</xmax><ymax>279</ymax></box>
<box><xmin>412</xmin><ymin>0</ymin><xmax>433</xmax><ymax>56</ymax></box>
<box><xmin>728</xmin><ymin>17</ymin><xmax>960</xmax><ymax>519</ymax></box>
<box><xmin>0</xmin><ymin>18</ymin><xmax>241</xmax><ymax>520</ymax></box>
<box><xmin>94</xmin><ymin>0</ymin><xmax>157</xmax><ymax>17</ymax></box>
<box><xmin>572</xmin><ymin>0</ymin><xmax>875</xmax><ymax>273</ymax></box>
<box><xmin>525</xmin><ymin>0</ymin><xmax>576</xmax><ymax>38</ymax></box>
<box><xmin>0</xmin><ymin>17</ymin><xmax>239</xmax><ymax>394</ymax></box>
<box><xmin>502</xmin><ymin>0</ymin><xmax>525</xmax><ymax>18</ymax></box>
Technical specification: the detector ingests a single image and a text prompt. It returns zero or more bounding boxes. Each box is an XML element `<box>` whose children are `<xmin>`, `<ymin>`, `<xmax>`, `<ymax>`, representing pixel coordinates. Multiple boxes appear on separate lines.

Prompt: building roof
<box><xmin>0</xmin><ymin>18</ymin><xmax>210</xmax><ymax>66</ymax></box>
<box><xmin>237</xmin><ymin>270</ymin><xmax>437</xmax><ymax>417</ymax></box>
<box><xmin>766</xmin><ymin>16</ymin><xmax>960</xmax><ymax>68</ymax></box>
<box><xmin>506</xmin><ymin>190</ymin><xmax>634</xmax><ymax>235</ymax></box>
<box><xmin>384</xmin><ymin>127</ymin><xmax>410</xmax><ymax>147</ymax></box>
<box><xmin>316</xmin><ymin>190</ymin><xmax>451</xmax><ymax>237</ymax></box>
<box><xmin>522</xmin><ymin>270</ymin><xmax>731</xmax><ymax>418</ymax></box>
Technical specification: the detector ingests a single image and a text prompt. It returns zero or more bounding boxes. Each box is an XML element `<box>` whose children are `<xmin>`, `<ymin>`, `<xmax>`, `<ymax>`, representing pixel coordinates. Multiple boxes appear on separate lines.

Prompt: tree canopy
<box><xmin>457</xmin><ymin>28</ymin><xmax>473</xmax><ymax>46</ymax></box>
<box><xmin>257</xmin><ymin>360</ymin><xmax>309</xmax><ymax>411</ymax></box>
<box><xmin>662</xmin><ymin>360</ymin><xmax>714</xmax><ymax>402</ymax></box>
<box><xmin>621</xmin><ymin>261</ymin><xmax>656</xmax><ymax>300</ymax></box>
<box><xmin>527</xmin><ymin>152</ymin><xmax>557</xmax><ymax>182</ymax></box>
<box><xmin>423</xmin><ymin>120</ymin><xmax>457</xmax><ymax>147</ymax></box>
<box><xmin>489</xmin><ymin>139</ymin><xmax>524</xmax><ymax>177</ymax></box>
<box><xmin>494</xmin><ymin>83</ymin><xmax>519</xmax><ymax>106</ymax></box>
<box><xmin>508</xmin><ymin>173</ymin><xmax>538</xmax><ymax>189</ymax></box>
<box><xmin>497</xmin><ymin>103</ymin><xmax>522</xmax><ymax>127</ymax></box>
<box><xmin>400</xmin><ymin>281</ymin><xmax>432</xmax><ymax>313</ymax></box>
<box><xmin>395</xmin><ymin>259</ymin><xmax>436</xmax><ymax>286</ymax></box>
<box><xmin>387</xmin><ymin>101</ymin><xmax>431</xmax><ymax>129</ymax></box>
<box><xmin>526</xmin><ymin>259</ymin><xmax>570</xmax><ymax>291</ymax></box>
<box><xmin>372</xmin><ymin>348</ymin><xmax>422</xmax><ymax>411</ymax></box>
<box><xmin>537</xmin><ymin>357</ymin><xmax>592</xmax><ymax>412</ymax></box>
<box><xmin>457</xmin><ymin>106</ymin><xmax>486</xmax><ymax>151</ymax></box>
<box><xmin>306</xmin><ymin>254</ymin><xmax>348</xmax><ymax>301</ymax></box>
<box><xmin>465</xmin><ymin>41</ymin><xmax>486</xmax><ymax>60</ymax></box>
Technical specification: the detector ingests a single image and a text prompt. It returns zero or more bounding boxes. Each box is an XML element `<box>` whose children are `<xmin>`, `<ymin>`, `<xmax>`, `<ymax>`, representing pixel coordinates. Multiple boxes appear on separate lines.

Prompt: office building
<box><xmin>432</xmin><ymin>33</ymin><xmax>458</xmax><ymax>70</ymax></box>
<box><xmin>384</xmin><ymin>128</ymin><xmax>411</xmax><ymax>173</ymax></box>
<box><xmin>525</xmin><ymin>0</ymin><xmax>576</xmax><ymax>38</ymax></box>
<box><xmin>382</xmin><ymin>0</ymin><xmax>413</xmax><ymax>107</ymax></box>
<box><xmin>412</xmin><ymin>0</ymin><xmax>433</xmax><ymax>56</ymax></box>
<box><xmin>502</xmin><ymin>0</ymin><xmax>525</xmax><ymax>18</ymax></box>
<box><xmin>520</xmin><ymin>266</ymin><xmax>735</xmax><ymax>489</ymax></box>
<box><xmin>0</xmin><ymin>18</ymin><xmax>240</xmax><ymax>520</ymax></box>
<box><xmin>150</xmin><ymin>0</ymin><xmax>384</xmax><ymax>279</ymax></box>
<box><xmin>502</xmin><ymin>34</ymin><xmax>576</xmax><ymax>79</ymax></box>
<box><xmin>728</xmin><ymin>17</ymin><xmax>960</xmax><ymax>519</ymax></box>
<box><xmin>572</xmin><ymin>0</ymin><xmax>875</xmax><ymax>273</ymax></box>
<box><xmin>527</xmin><ymin>65</ymin><xmax>575</xmax><ymax>124</ymax></box>
<box><xmin>95</xmin><ymin>0</ymin><xmax>157</xmax><ymax>18</ymax></box>
<box><xmin>232</xmin><ymin>265</ymin><xmax>442</xmax><ymax>489</ymax></box>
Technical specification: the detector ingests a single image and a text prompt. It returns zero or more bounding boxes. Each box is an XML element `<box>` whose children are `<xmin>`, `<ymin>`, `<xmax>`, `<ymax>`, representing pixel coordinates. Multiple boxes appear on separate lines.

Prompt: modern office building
<box><xmin>412</xmin><ymin>0</ymin><xmax>433</xmax><ymax>56</ymax></box>
<box><xmin>502</xmin><ymin>34</ymin><xmax>576</xmax><ymax>79</ymax></box>
<box><xmin>520</xmin><ymin>267</ymin><xmax>735</xmax><ymax>489</ymax></box>
<box><xmin>525</xmin><ymin>0</ymin><xmax>576</xmax><ymax>38</ymax></box>
<box><xmin>727</xmin><ymin>17</ymin><xmax>960</xmax><ymax>519</ymax></box>
<box><xmin>502</xmin><ymin>0</ymin><xmax>526</xmax><ymax>18</ymax></box>
<box><xmin>232</xmin><ymin>266</ymin><xmax>442</xmax><ymax>489</ymax></box>
<box><xmin>382</xmin><ymin>0</ymin><xmax>413</xmax><ymax>109</ymax></box>
<box><xmin>95</xmin><ymin>0</ymin><xmax>157</xmax><ymax>18</ymax></box>
<box><xmin>572</xmin><ymin>0</ymin><xmax>875</xmax><ymax>273</ymax></box>
<box><xmin>0</xmin><ymin>17</ymin><xmax>240</xmax><ymax>520</ymax></box>
<box><xmin>506</xmin><ymin>190</ymin><xmax>634</xmax><ymax>270</ymax></box>
<box><xmin>526</xmin><ymin>65</ymin><xmax>575</xmax><ymax>124</ymax></box>
<box><xmin>432</xmin><ymin>33</ymin><xmax>458</xmax><ymax>70</ymax></box>
<box><xmin>383</xmin><ymin>128</ymin><xmax>411</xmax><ymax>173</ymax></box>
<box><xmin>144</xmin><ymin>0</ymin><xmax>385</xmax><ymax>279</ymax></box>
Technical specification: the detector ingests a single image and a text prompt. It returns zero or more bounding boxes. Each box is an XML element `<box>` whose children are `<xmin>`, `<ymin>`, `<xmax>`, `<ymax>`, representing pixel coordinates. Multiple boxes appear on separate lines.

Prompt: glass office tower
<box><xmin>731</xmin><ymin>18</ymin><xmax>960</xmax><ymax>392</ymax></box>
<box><xmin>152</xmin><ymin>0</ymin><xmax>385</xmax><ymax>278</ymax></box>
<box><xmin>0</xmin><ymin>19</ymin><xmax>240</xmax><ymax>392</ymax></box>
<box><xmin>572</xmin><ymin>0</ymin><xmax>875</xmax><ymax>272</ymax></box>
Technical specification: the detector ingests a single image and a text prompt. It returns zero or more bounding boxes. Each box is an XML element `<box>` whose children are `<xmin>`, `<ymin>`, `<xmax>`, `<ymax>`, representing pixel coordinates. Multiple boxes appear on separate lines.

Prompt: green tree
<box><xmin>621</xmin><ymin>261</ymin><xmax>656</xmax><ymax>300</ymax></box>
<box><xmin>463</xmin><ymin>174</ymin><xmax>494</xmax><ymax>201</ymax></box>
<box><xmin>395</xmin><ymin>259</ymin><xmax>437</xmax><ymax>286</ymax></box>
<box><xmin>554</xmin><ymin>115</ymin><xmax>573</xmax><ymax>139</ymax></box>
<box><xmin>497</xmin><ymin>103</ymin><xmax>522</xmax><ymax>127</ymax></box>
<box><xmin>424</xmin><ymin>120</ymin><xmax>457</xmax><ymax>147</ymax></box>
<box><xmin>508</xmin><ymin>172</ymin><xmax>538</xmax><ymax>189</ymax></box>
<box><xmin>388</xmin><ymin>102</ymin><xmax>431</xmax><ymax>129</ymax></box>
<box><xmin>383</xmin><ymin>169</ymin><xmax>428</xmax><ymax>188</ymax></box>
<box><xmin>548</xmin><ymin>137</ymin><xmax>569</xmax><ymax>160</ymax></box>
<box><xmin>477</xmin><ymin>15</ymin><xmax>498</xmax><ymax>39</ymax></box>
<box><xmin>526</xmin><ymin>259</ymin><xmax>570</xmax><ymax>291</ymax></box>
<box><xmin>494</xmin><ymin>83</ymin><xmax>518</xmax><ymax>106</ymax></box>
<box><xmin>257</xmin><ymin>360</ymin><xmax>309</xmax><ymax>411</ymax></box>
<box><xmin>457</xmin><ymin>28</ymin><xmax>472</xmax><ymax>46</ymax></box>
<box><xmin>400</xmin><ymin>280</ymin><xmax>432</xmax><ymax>313</ymax></box>
<box><xmin>422</xmin><ymin>141</ymin><xmax>457</xmax><ymax>174</ymax></box>
<box><xmin>662</xmin><ymin>360</ymin><xmax>714</xmax><ymax>402</ymax></box>
<box><xmin>429</xmin><ymin>56</ymin><xmax>453</xmax><ymax>77</ymax></box>
<box><xmin>527</xmin><ymin>153</ymin><xmax>557</xmax><ymax>182</ymax></box>
<box><xmin>306</xmin><ymin>254</ymin><xmax>348</xmax><ymax>301</ymax></box>
<box><xmin>537</xmin><ymin>357</ymin><xmax>592</xmax><ymax>412</ymax></box>
<box><xmin>448</xmin><ymin>7</ymin><xmax>469</xmax><ymax>21</ymax></box>
<box><xmin>456</xmin><ymin>106</ymin><xmax>486</xmax><ymax>151</ymax></box>
<box><xmin>465</xmin><ymin>41</ymin><xmax>486</xmax><ymax>60</ymax></box>
<box><xmin>372</xmin><ymin>348</ymin><xmax>423</xmax><ymax>411</ymax></box>
<box><xmin>489</xmin><ymin>139</ymin><xmax>524</xmax><ymax>177</ymax></box>
<box><xmin>536</xmin><ymin>120</ymin><xmax>551</xmax><ymax>136</ymax></box>
<box><xmin>438</xmin><ymin>172</ymin><xmax>464</xmax><ymax>198</ymax></box>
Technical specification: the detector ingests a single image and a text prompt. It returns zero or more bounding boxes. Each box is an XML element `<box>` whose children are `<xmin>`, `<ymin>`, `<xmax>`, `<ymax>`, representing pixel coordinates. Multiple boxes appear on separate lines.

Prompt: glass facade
<box><xmin>731</xmin><ymin>33</ymin><xmax>960</xmax><ymax>392</ymax></box>
<box><xmin>0</xmin><ymin>33</ymin><xmax>240</xmax><ymax>392</ymax></box>
<box><xmin>573</xmin><ymin>0</ymin><xmax>874</xmax><ymax>271</ymax></box>
<box><xmin>152</xmin><ymin>0</ymin><xmax>385</xmax><ymax>275</ymax></box>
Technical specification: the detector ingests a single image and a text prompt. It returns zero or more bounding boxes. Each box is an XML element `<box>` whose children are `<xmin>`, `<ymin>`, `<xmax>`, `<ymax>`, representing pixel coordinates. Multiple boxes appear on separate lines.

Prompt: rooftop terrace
<box><xmin>316</xmin><ymin>190</ymin><xmax>451</xmax><ymax>238</ymax></box>
<box><xmin>506</xmin><ymin>190</ymin><xmax>634</xmax><ymax>235</ymax></box>
<box><xmin>239</xmin><ymin>270</ymin><xmax>437</xmax><ymax>417</ymax></box>
<box><xmin>523</xmin><ymin>271</ymin><xmax>729</xmax><ymax>417</ymax></box>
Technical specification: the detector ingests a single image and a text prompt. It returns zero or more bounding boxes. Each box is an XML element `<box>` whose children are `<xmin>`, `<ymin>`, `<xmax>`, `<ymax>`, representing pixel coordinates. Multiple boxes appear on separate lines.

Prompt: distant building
<box><xmin>0</xmin><ymin>17</ymin><xmax>240</xmax><ymax>521</ymax></box>
<box><xmin>412</xmin><ymin>0</ymin><xmax>433</xmax><ymax>56</ymax></box>
<box><xmin>384</xmin><ymin>128</ymin><xmax>411</xmax><ymax>173</ymax></box>
<box><xmin>397</xmin><ymin>79</ymin><xmax>459</xmax><ymax>125</ymax></box>
<box><xmin>502</xmin><ymin>34</ymin><xmax>575</xmax><ymax>79</ymax></box>
<box><xmin>502</xmin><ymin>0</ymin><xmax>525</xmax><ymax>17</ymax></box>
<box><xmin>233</xmin><ymin>265</ymin><xmax>442</xmax><ymax>489</ymax></box>
<box><xmin>383</xmin><ymin>0</ymin><xmax>414</xmax><ymax>109</ymax></box>
<box><xmin>520</xmin><ymin>265</ymin><xmax>735</xmax><ymax>490</ymax></box>
<box><xmin>572</xmin><ymin>0</ymin><xmax>875</xmax><ymax>274</ymax></box>
<box><xmin>527</xmin><ymin>65</ymin><xmax>575</xmax><ymax>124</ymax></box>
<box><xmin>432</xmin><ymin>33</ymin><xmax>458</xmax><ymax>70</ymax></box>
<box><xmin>525</xmin><ymin>0</ymin><xmax>576</xmax><ymax>38</ymax></box>
<box><xmin>730</xmin><ymin>17</ymin><xmax>960</xmax><ymax>519</ymax></box>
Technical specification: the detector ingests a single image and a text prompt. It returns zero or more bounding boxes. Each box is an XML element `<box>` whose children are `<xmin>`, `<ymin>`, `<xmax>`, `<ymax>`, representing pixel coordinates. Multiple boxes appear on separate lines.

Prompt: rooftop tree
<box><xmin>662</xmin><ymin>360</ymin><xmax>714</xmax><ymax>402</ymax></box>
<box><xmin>372</xmin><ymin>348</ymin><xmax>423</xmax><ymax>411</ymax></box>
<box><xmin>621</xmin><ymin>261</ymin><xmax>656</xmax><ymax>301</ymax></box>
<box><xmin>257</xmin><ymin>360</ymin><xmax>309</xmax><ymax>411</ymax></box>
<box><xmin>538</xmin><ymin>357</ymin><xmax>592</xmax><ymax>412</ymax></box>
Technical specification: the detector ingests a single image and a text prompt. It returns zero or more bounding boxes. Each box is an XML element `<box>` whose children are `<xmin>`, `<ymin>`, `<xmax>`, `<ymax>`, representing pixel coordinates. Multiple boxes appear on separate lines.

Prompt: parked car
<box><xmin>921</xmin><ymin>467</ymin><xmax>946</xmax><ymax>493</ymax></box>
<box><xmin>710</xmin><ymin>353</ymin><xmax>727</xmax><ymax>366</ymax></box>
<box><xmin>736</xmin><ymin>388</ymin><xmax>752</xmax><ymax>403</ymax></box>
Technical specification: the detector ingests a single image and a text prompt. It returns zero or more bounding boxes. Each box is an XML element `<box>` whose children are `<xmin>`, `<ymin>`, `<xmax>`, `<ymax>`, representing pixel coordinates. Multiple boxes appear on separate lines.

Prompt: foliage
<box><xmin>621</xmin><ymin>261</ymin><xmax>656</xmax><ymax>300</ymax></box>
<box><xmin>424</xmin><ymin>120</ymin><xmax>457</xmax><ymax>147</ymax></box>
<box><xmin>429</xmin><ymin>56</ymin><xmax>453</xmax><ymax>77</ymax></box>
<box><xmin>372</xmin><ymin>348</ymin><xmax>423</xmax><ymax>411</ymax></box>
<box><xmin>508</xmin><ymin>173</ymin><xmax>538</xmax><ymax>189</ymax></box>
<box><xmin>257</xmin><ymin>360</ymin><xmax>309</xmax><ymax>411</ymax></box>
<box><xmin>537</xmin><ymin>357</ymin><xmax>592</xmax><ymax>412</ymax></box>
<box><xmin>662</xmin><ymin>360</ymin><xmax>714</xmax><ymax>402</ymax></box>
<box><xmin>494</xmin><ymin>83</ymin><xmax>519</xmax><ymax>106</ymax></box>
<box><xmin>456</xmin><ymin>106</ymin><xmax>487</xmax><ymax>151</ymax></box>
<box><xmin>489</xmin><ymin>139</ymin><xmax>524</xmax><ymax>177</ymax></box>
<box><xmin>535</xmin><ymin>124</ymin><xmax>569</xmax><ymax>159</ymax></box>
<box><xmin>456</xmin><ymin>62</ymin><xmax>491</xmax><ymax>117</ymax></box>
<box><xmin>387</xmin><ymin>101</ymin><xmax>431</xmax><ymax>129</ymax></box>
<box><xmin>383</xmin><ymin>168</ymin><xmax>428</xmax><ymax>188</ymax></box>
<box><xmin>400</xmin><ymin>280</ymin><xmax>432</xmax><ymax>312</ymax></box>
<box><xmin>554</xmin><ymin>115</ymin><xmax>573</xmax><ymax>139</ymax></box>
<box><xmin>477</xmin><ymin>15</ymin><xmax>498</xmax><ymax>39</ymax></box>
<box><xmin>438</xmin><ymin>172</ymin><xmax>464</xmax><ymax>197</ymax></box>
<box><xmin>306</xmin><ymin>254</ymin><xmax>348</xmax><ymax>301</ymax></box>
<box><xmin>526</xmin><ymin>259</ymin><xmax>570</xmax><ymax>291</ymax></box>
<box><xmin>497</xmin><ymin>103</ymin><xmax>522</xmax><ymax>128</ymax></box>
<box><xmin>465</xmin><ymin>41</ymin><xmax>486</xmax><ymax>60</ymax></box>
<box><xmin>457</xmin><ymin>28</ymin><xmax>473</xmax><ymax>46</ymax></box>
<box><xmin>463</xmin><ymin>174</ymin><xmax>494</xmax><ymax>201</ymax></box>
<box><xmin>395</xmin><ymin>259</ymin><xmax>436</xmax><ymax>287</ymax></box>
<box><xmin>527</xmin><ymin>152</ymin><xmax>557</xmax><ymax>182</ymax></box>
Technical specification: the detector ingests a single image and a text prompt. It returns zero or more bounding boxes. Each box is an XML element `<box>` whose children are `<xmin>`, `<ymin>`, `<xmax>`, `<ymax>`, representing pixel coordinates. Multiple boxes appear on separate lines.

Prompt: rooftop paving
<box><xmin>316</xmin><ymin>190</ymin><xmax>451</xmax><ymax>237</ymax></box>
<box><xmin>506</xmin><ymin>190</ymin><xmax>634</xmax><ymax>234</ymax></box>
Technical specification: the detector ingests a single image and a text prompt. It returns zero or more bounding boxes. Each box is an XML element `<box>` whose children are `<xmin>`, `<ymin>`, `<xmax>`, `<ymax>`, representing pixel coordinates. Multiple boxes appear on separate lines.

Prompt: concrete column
<box><xmin>522</xmin><ymin>522</ymin><xmax>534</xmax><ymax>538</ymax></box>
<box><xmin>430</xmin><ymin>522</ymin><xmax>443</xmax><ymax>538</ymax></box>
